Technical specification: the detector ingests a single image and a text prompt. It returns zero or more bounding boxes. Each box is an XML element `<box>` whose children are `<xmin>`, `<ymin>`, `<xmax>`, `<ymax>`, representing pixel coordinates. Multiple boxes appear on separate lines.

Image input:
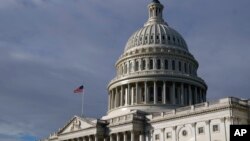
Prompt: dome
<box><xmin>124</xmin><ymin>24</ymin><xmax>189</xmax><ymax>52</ymax></box>
<box><xmin>106</xmin><ymin>0</ymin><xmax>207</xmax><ymax>118</ymax></box>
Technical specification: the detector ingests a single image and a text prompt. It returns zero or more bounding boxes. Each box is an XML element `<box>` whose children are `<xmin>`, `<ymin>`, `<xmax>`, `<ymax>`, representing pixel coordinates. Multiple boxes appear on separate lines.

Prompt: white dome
<box><xmin>125</xmin><ymin>23</ymin><xmax>188</xmax><ymax>52</ymax></box>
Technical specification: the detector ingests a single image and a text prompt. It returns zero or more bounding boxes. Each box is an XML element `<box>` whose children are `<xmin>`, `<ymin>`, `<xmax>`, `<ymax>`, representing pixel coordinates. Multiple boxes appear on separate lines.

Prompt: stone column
<box><xmin>221</xmin><ymin>118</ymin><xmax>227</xmax><ymax>141</ymax></box>
<box><xmin>161</xmin><ymin>128</ymin><xmax>165</xmax><ymax>141</ymax></box>
<box><xmin>189</xmin><ymin>85</ymin><xmax>192</xmax><ymax>105</ymax></box>
<box><xmin>163</xmin><ymin>81</ymin><xmax>166</xmax><ymax>104</ymax></box>
<box><xmin>139</xmin><ymin>134</ymin><xmax>144</xmax><ymax>141</ymax></box>
<box><xmin>94</xmin><ymin>135</ymin><xmax>97</xmax><ymax>141</ymax></box>
<box><xmin>194</xmin><ymin>87</ymin><xmax>198</xmax><ymax>104</ymax></box>
<box><xmin>145</xmin><ymin>81</ymin><xmax>148</xmax><ymax>104</ymax></box>
<box><xmin>89</xmin><ymin>136</ymin><xmax>93</xmax><ymax>141</ymax></box>
<box><xmin>181</xmin><ymin>83</ymin><xmax>184</xmax><ymax>105</ymax></box>
<box><xmin>128</xmin><ymin>84</ymin><xmax>131</xmax><ymax>105</ymax></box>
<box><xmin>125</xmin><ymin>87</ymin><xmax>128</xmax><ymax>106</ymax></box>
<box><xmin>108</xmin><ymin>92</ymin><xmax>111</xmax><ymax>110</ymax></box>
<box><xmin>110</xmin><ymin>134</ymin><xmax>113</xmax><ymax>141</ymax></box>
<box><xmin>111</xmin><ymin>90</ymin><xmax>114</xmax><ymax>109</ymax></box>
<box><xmin>121</xmin><ymin>86</ymin><xmax>124</xmax><ymax>106</ymax></box>
<box><xmin>123</xmin><ymin>132</ymin><xmax>127</xmax><ymax>141</ymax></box>
<box><xmin>139</xmin><ymin>59</ymin><xmax>142</xmax><ymax>71</ymax></box>
<box><xmin>136</xmin><ymin>82</ymin><xmax>139</xmax><ymax>104</ymax></box>
<box><xmin>154</xmin><ymin>81</ymin><xmax>157</xmax><ymax>104</ymax></box>
<box><xmin>120</xmin><ymin>86</ymin><xmax>123</xmax><ymax>107</ymax></box>
<box><xmin>199</xmin><ymin>88</ymin><xmax>202</xmax><ymax>103</ymax></box>
<box><xmin>205</xmin><ymin>120</ymin><xmax>211</xmax><ymax>141</ymax></box>
<box><xmin>172</xmin><ymin>126</ymin><xmax>177</xmax><ymax>141</ymax></box>
<box><xmin>131</xmin><ymin>131</ymin><xmax>134</xmax><ymax>141</ymax></box>
<box><xmin>117</xmin><ymin>133</ymin><xmax>120</xmax><ymax>141</ymax></box>
<box><xmin>172</xmin><ymin>82</ymin><xmax>176</xmax><ymax>105</ymax></box>
<box><xmin>131</xmin><ymin>86</ymin><xmax>134</xmax><ymax>105</ymax></box>
<box><xmin>153</xmin><ymin>58</ymin><xmax>156</xmax><ymax>70</ymax></box>
<box><xmin>192</xmin><ymin>123</ymin><xmax>197</xmax><ymax>141</ymax></box>
<box><xmin>116</xmin><ymin>87</ymin><xmax>119</xmax><ymax>107</ymax></box>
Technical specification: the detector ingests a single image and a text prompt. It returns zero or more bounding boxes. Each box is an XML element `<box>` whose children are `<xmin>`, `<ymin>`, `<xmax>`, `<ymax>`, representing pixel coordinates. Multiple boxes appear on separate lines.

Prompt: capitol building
<box><xmin>43</xmin><ymin>0</ymin><xmax>250</xmax><ymax>141</ymax></box>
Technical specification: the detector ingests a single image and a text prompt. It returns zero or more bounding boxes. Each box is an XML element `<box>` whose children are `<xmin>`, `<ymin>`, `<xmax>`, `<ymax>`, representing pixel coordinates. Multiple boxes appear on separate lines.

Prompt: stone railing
<box><xmin>148</xmin><ymin>97</ymin><xmax>250</xmax><ymax>120</ymax></box>
<box><xmin>108</xmin><ymin>113</ymin><xmax>145</xmax><ymax>126</ymax></box>
<box><xmin>108</xmin><ymin>70</ymin><xmax>205</xmax><ymax>85</ymax></box>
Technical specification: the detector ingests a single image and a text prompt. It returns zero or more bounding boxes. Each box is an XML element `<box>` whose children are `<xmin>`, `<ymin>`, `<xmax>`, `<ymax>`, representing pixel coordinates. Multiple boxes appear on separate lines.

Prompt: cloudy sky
<box><xmin>0</xmin><ymin>0</ymin><xmax>249</xmax><ymax>140</ymax></box>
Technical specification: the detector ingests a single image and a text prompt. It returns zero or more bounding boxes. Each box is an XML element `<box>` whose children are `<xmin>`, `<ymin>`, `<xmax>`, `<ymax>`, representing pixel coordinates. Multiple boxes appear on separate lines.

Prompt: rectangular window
<box><xmin>213</xmin><ymin>125</ymin><xmax>220</xmax><ymax>132</ymax></box>
<box><xmin>198</xmin><ymin>127</ymin><xmax>204</xmax><ymax>134</ymax></box>
<box><xmin>165</xmin><ymin>60</ymin><xmax>168</xmax><ymax>69</ymax></box>
<box><xmin>172</xmin><ymin>60</ymin><xmax>175</xmax><ymax>70</ymax></box>
<box><xmin>166</xmin><ymin>132</ymin><xmax>172</xmax><ymax>139</ymax></box>
<box><xmin>157</xmin><ymin>59</ymin><xmax>161</xmax><ymax>69</ymax></box>
<box><xmin>178</xmin><ymin>61</ymin><xmax>182</xmax><ymax>71</ymax></box>
<box><xmin>155</xmin><ymin>134</ymin><xmax>160</xmax><ymax>140</ymax></box>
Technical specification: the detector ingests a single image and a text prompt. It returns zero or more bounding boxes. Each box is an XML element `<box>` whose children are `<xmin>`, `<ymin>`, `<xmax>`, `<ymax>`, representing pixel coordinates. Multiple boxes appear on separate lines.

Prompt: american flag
<box><xmin>73</xmin><ymin>85</ymin><xmax>84</xmax><ymax>94</ymax></box>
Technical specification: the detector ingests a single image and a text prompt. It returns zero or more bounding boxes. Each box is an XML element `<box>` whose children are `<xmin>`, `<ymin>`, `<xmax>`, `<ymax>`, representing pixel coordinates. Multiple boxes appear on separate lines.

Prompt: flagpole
<box><xmin>81</xmin><ymin>91</ymin><xmax>84</xmax><ymax>117</ymax></box>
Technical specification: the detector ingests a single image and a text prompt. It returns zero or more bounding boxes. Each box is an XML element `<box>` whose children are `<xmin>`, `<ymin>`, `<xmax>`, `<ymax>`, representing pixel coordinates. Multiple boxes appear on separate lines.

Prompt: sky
<box><xmin>0</xmin><ymin>0</ymin><xmax>249</xmax><ymax>141</ymax></box>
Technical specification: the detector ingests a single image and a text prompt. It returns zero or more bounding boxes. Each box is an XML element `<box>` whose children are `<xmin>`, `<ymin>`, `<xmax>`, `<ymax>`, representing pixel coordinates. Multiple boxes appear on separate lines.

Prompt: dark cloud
<box><xmin>0</xmin><ymin>0</ymin><xmax>249</xmax><ymax>140</ymax></box>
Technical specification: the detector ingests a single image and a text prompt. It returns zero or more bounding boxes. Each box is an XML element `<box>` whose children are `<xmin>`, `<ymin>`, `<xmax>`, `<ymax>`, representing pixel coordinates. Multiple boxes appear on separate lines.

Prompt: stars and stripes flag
<box><xmin>73</xmin><ymin>85</ymin><xmax>84</xmax><ymax>94</ymax></box>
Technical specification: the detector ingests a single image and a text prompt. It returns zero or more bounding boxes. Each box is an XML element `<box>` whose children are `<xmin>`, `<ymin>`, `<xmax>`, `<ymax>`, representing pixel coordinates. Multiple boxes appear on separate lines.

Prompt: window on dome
<box><xmin>135</xmin><ymin>60</ymin><xmax>139</xmax><ymax>71</ymax></box>
<box><xmin>149</xmin><ymin>59</ymin><xmax>153</xmax><ymax>70</ymax></box>
<box><xmin>179</xmin><ymin>61</ymin><xmax>182</xmax><ymax>71</ymax></box>
<box><xmin>156</xmin><ymin>35</ymin><xmax>159</xmax><ymax>40</ymax></box>
<box><xmin>189</xmin><ymin>64</ymin><xmax>192</xmax><ymax>75</ymax></box>
<box><xmin>173</xmin><ymin>37</ymin><xmax>176</xmax><ymax>42</ymax></box>
<box><xmin>162</xmin><ymin>35</ymin><xmax>165</xmax><ymax>40</ymax></box>
<box><xmin>168</xmin><ymin>36</ymin><xmax>171</xmax><ymax>41</ymax></box>
<box><xmin>165</xmin><ymin>60</ymin><xmax>168</xmax><ymax>69</ymax></box>
<box><xmin>184</xmin><ymin>63</ymin><xmax>187</xmax><ymax>73</ymax></box>
<box><xmin>172</xmin><ymin>60</ymin><xmax>175</xmax><ymax>70</ymax></box>
<box><xmin>151</xmin><ymin>35</ymin><xmax>153</xmax><ymax>39</ymax></box>
<box><xmin>142</xmin><ymin>60</ymin><xmax>146</xmax><ymax>70</ymax></box>
<box><xmin>129</xmin><ymin>61</ymin><xmax>132</xmax><ymax>72</ymax></box>
<box><xmin>124</xmin><ymin>64</ymin><xmax>127</xmax><ymax>74</ymax></box>
<box><xmin>157</xmin><ymin>59</ymin><xmax>161</xmax><ymax>69</ymax></box>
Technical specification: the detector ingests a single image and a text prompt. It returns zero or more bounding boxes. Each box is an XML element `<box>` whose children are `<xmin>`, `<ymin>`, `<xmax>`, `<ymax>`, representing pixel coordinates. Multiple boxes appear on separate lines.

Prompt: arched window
<box><xmin>149</xmin><ymin>59</ymin><xmax>153</xmax><ymax>70</ymax></box>
<box><xmin>142</xmin><ymin>60</ymin><xmax>146</xmax><ymax>70</ymax></box>
<box><xmin>135</xmin><ymin>60</ymin><xmax>139</xmax><ymax>71</ymax></box>
<box><xmin>124</xmin><ymin>63</ymin><xmax>127</xmax><ymax>74</ymax></box>
<box><xmin>172</xmin><ymin>60</ymin><xmax>175</xmax><ymax>70</ymax></box>
<box><xmin>129</xmin><ymin>61</ymin><xmax>132</xmax><ymax>72</ymax></box>
<box><xmin>165</xmin><ymin>60</ymin><xmax>168</xmax><ymax>69</ymax></box>
<box><xmin>157</xmin><ymin>59</ymin><xmax>161</xmax><ymax>69</ymax></box>
<box><xmin>178</xmin><ymin>61</ymin><xmax>182</xmax><ymax>71</ymax></box>
<box><xmin>184</xmin><ymin>63</ymin><xmax>187</xmax><ymax>73</ymax></box>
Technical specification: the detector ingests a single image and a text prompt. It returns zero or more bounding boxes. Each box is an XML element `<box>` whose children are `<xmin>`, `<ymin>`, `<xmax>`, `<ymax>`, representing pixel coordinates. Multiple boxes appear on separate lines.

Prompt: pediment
<box><xmin>58</xmin><ymin>116</ymin><xmax>96</xmax><ymax>134</ymax></box>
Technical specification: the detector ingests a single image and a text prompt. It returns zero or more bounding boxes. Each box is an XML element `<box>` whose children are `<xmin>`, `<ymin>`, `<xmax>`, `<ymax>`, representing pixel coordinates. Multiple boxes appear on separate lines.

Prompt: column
<box><xmin>125</xmin><ymin>87</ymin><xmax>128</xmax><ymax>106</ymax></box>
<box><xmin>153</xmin><ymin>58</ymin><xmax>156</xmax><ymax>70</ymax></box>
<box><xmin>192</xmin><ymin>123</ymin><xmax>197</xmax><ymax>141</ymax></box>
<box><xmin>116</xmin><ymin>87</ymin><xmax>119</xmax><ymax>107</ymax></box>
<box><xmin>199</xmin><ymin>88</ymin><xmax>202</xmax><ymax>103</ymax></box>
<box><xmin>221</xmin><ymin>118</ymin><xmax>227</xmax><ymax>141</ymax></box>
<box><xmin>181</xmin><ymin>83</ymin><xmax>184</xmax><ymax>105</ymax></box>
<box><xmin>123</xmin><ymin>132</ymin><xmax>127</xmax><ymax>141</ymax></box>
<box><xmin>103</xmin><ymin>138</ymin><xmax>107</xmax><ymax>141</ymax></box>
<box><xmin>131</xmin><ymin>131</ymin><xmax>134</xmax><ymax>141</ymax></box>
<box><xmin>110</xmin><ymin>134</ymin><xmax>113</xmax><ymax>141</ymax></box>
<box><xmin>89</xmin><ymin>136</ymin><xmax>93</xmax><ymax>141</ymax></box>
<box><xmin>83</xmin><ymin>137</ymin><xmax>86</xmax><ymax>141</ymax></box>
<box><xmin>131</xmin><ymin>86</ymin><xmax>134</xmax><ymax>105</ymax></box>
<box><xmin>154</xmin><ymin>81</ymin><xmax>157</xmax><ymax>104</ymax></box>
<box><xmin>108</xmin><ymin>92</ymin><xmax>111</xmax><ymax>110</ymax></box>
<box><xmin>194</xmin><ymin>87</ymin><xmax>198</xmax><ymax>104</ymax></box>
<box><xmin>205</xmin><ymin>120</ymin><xmax>211</xmax><ymax>141</ymax></box>
<box><xmin>94</xmin><ymin>135</ymin><xmax>97</xmax><ymax>141</ymax></box>
<box><xmin>128</xmin><ymin>84</ymin><xmax>131</xmax><ymax>105</ymax></box>
<box><xmin>136</xmin><ymin>82</ymin><xmax>139</xmax><ymax>104</ymax></box>
<box><xmin>145</xmin><ymin>82</ymin><xmax>148</xmax><ymax>104</ymax></box>
<box><xmin>172</xmin><ymin>126</ymin><xmax>177</xmax><ymax>141</ymax></box>
<box><xmin>121</xmin><ymin>86</ymin><xmax>124</xmax><ymax>106</ymax></box>
<box><xmin>189</xmin><ymin>85</ymin><xmax>192</xmax><ymax>105</ymax></box>
<box><xmin>163</xmin><ymin>81</ymin><xmax>166</xmax><ymax>104</ymax></box>
<box><xmin>111</xmin><ymin>90</ymin><xmax>114</xmax><ymax>109</ymax></box>
<box><xmin>139</xmin><ymin>59</ymin><xmax>142</xmax><ymax>71</ymax></box>
<box><xmin>117</xmin><ymin>133</ymin><xmax>120</xmax><ymax>141</ymax></box>
<box><xmin>127</xmin><ymin>61</ymin><xmax>129</xmax><ymax>74</ymax></box>
<box><xmin>161</xmin><ymin>128</ymin><xmax>165</xmax><ymax>141</ymax></box>
<box><xmin>120</xmin><ymin>86</ymin><xmax>123</xmax><ymax>106</ymax></box>
<box><xmin>172</xmin><ymin>82</ymin><xmax>176</xmax><ymax>104</ymax></box>
<box><xmin>139</xmin><ymin>134</ymin><xmax>144</xmax><ymax>141</ymax></box>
